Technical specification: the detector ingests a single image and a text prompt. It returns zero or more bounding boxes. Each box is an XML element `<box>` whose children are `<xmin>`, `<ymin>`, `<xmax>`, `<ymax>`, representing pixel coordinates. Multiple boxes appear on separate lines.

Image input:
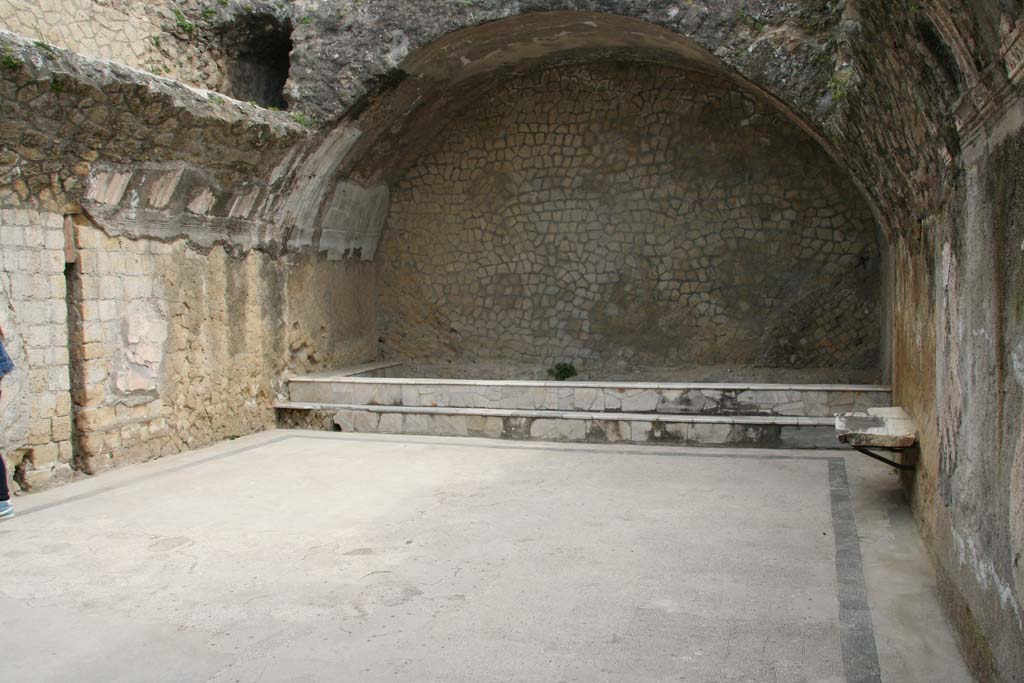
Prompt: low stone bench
<box><xmin>836</xmin><ymin>407</ymin><xmax>917</xmax><ymax>469</ymax></box>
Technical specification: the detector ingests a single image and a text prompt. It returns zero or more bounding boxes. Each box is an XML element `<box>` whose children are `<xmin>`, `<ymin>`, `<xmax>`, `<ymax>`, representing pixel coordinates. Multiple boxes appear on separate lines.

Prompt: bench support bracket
<box><xmin>850</xmin><ymin>444</ymin><xmax>916</xmax><ymax>471</ymax></box>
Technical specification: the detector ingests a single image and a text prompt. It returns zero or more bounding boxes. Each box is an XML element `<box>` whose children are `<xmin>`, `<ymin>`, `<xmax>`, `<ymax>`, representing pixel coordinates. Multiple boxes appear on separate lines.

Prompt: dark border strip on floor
<box><xmin>303</xmin><ymin>434</ymin><xmax>883</xmax><ymax>682</ymax></box>
<box><xmin>829</xmin><ymin>459</ymin><xmax>883</xmax><ymax>683</ymax></box>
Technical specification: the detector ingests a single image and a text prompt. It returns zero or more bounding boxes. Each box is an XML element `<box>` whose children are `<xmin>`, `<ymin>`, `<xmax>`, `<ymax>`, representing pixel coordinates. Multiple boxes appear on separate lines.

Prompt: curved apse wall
<box><xmin>377</xmin><ymin>61</ymin><xmax>882</xmax><ymax>382</ymax></box>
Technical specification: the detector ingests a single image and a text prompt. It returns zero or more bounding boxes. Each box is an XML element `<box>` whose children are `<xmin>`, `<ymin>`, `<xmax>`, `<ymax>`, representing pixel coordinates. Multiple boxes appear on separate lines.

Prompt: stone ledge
<box><xmin>835</xmin><ymin>407</ymin><xmax>917</xmax><ymax>448</ymax></box>
<box><xmin>286</xmin><ymin>375</ymin><xmax>891</xmax><ymax>392</ymax></box>
<box><xmin>285</xmin><ymin>377</ymin><xmax>891</xmax><ymax>418</ymax></box>
<box><xmin>274</xmin><ymin>401</ymin><xmax>836</xmax><ymax>426</ymax></box>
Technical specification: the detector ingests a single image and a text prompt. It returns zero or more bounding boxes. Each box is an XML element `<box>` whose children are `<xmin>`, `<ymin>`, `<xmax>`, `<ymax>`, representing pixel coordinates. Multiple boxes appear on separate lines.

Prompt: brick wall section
<box><xmin>0</xmin><ymin>209</ymin><xmax>73</xmax><ymax>491</ymax></box>
<box><xmin>71</xmin><ymin>224</ymin><xmax>173</xmax><ymax>472</ymax></box>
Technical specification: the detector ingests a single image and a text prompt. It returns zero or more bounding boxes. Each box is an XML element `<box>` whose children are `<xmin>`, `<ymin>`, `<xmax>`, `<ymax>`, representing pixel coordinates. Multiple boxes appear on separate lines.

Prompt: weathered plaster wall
<box><xmin>0</xmin><ymin>209</ymin><xmax>73</xmax><ymax>494</ymax></box>
<box><xmin>68</xmin><ymin>222</ymin><xmax>284</xmax><ymax>473</ymax></box>
<box><xmin>379</xmin><ymin>62</ymin><xmax>880</xmax><ymax>380</ymax></box>
<box><xmin>66</xmin><ymin>222</ymin><xmax>379</xmax><ymax>475</ymax></box>
<box><xmin>831</xmin><ymin>4</ymin><xmax>1024</xmax><ymax>678</ymax></box>
<box><xmin>880</xmin><ymin>124</ymin><xmax>1024</xmax><ymax>679</ymax></box>
<box><xmin>284</xmin><ymin>253</ymin><xmax>377</xmax><ymax>373</ymax></box>
<box><xmin>985</xmin><ymin>134</ymin><xmax>1024</xmax><ymax>645</ymax></box>
<box><xmin>916</xmin><ymin>126</ymin><xmax>1024</xmax><ymax>679</ymax></box>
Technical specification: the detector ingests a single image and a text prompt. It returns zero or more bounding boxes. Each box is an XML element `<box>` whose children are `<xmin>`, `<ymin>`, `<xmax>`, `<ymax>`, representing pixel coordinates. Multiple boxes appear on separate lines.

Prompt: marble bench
<box><xmin>836</xmin><ymin>407</ymin><xmax>918</xmax><ymax>469</ymax></box>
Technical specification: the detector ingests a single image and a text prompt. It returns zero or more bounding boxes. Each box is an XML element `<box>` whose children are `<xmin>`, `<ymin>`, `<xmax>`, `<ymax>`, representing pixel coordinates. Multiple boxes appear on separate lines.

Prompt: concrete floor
<box><xmin>1</xmin><ymin>431</ymin><xmax>971</xmax><ymax>682</ymax></box>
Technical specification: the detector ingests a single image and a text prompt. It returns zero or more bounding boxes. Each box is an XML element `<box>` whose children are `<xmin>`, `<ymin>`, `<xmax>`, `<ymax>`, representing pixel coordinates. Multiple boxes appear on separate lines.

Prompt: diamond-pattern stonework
<box><xmin>379</xmin><ymin>62</ymin><xmax>881</xmax><ymax>379</ymax></box>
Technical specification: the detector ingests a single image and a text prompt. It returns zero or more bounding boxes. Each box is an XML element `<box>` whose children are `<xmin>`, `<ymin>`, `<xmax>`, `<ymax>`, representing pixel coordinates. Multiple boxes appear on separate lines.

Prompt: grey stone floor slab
<box><xmin>0</xmin><ymin>431</ymin><xmax>971</xmax><ymax>682</ymax></box>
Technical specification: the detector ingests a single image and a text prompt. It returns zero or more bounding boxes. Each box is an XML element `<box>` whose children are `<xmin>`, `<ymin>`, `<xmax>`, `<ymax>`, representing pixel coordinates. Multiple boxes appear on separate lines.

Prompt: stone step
<box><xmin>285</xmin><ymin>376</ymin><xmax>890</xmax><ymax>418</ymax></box>
<box><xmin>274</xmin><ymin>402</ymin><xmax>841</xmax><ymax>449</ymax></box>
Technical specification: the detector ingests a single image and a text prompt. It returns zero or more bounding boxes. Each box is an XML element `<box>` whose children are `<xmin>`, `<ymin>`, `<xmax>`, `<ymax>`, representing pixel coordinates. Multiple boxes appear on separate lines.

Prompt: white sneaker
<box><xmin>0</xmin><ymin>500</ymin><xmax>13</xmax><ymax>520</ymax></box>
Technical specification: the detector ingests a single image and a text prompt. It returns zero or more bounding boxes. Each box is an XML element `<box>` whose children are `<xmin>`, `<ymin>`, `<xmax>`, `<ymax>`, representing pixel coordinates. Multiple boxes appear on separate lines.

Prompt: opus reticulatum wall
<box><xmin>379</xmin><ymin>62</ymin><xmax>881</xmax><ymax>380</ymax></box>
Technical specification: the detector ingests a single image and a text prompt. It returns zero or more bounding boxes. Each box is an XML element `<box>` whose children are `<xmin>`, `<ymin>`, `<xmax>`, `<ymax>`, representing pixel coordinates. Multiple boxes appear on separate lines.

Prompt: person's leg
<box><xmin>0</xmin><ymin>354</ymin><xmax>13</xmax><ymax>516</ymax></box>
<box><xmin>0</xmin><ymin>453</ymin><xmax>12</xmax><ymax>519</ymax></box>
<box><xmin>0</xmin><ymin>453</ymin><xmax>8</xmax><ymax>500</ymax></box>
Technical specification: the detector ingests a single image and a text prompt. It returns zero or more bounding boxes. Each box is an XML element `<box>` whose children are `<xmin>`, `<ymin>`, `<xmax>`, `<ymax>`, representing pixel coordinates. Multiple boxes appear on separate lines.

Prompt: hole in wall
<box><xmin>220</xmin><ymin>14</ymin><xmax>293</xmax><ymax>109</ymax></box>
<box><xmin>916</xmin><ymin>19</ymin><xmax>965</xmax><ymax>92</ymax></box>
<box><xmin>65</xmin><ymin>258</ymin><xmax>85</xmax><ymax>469</ymax></box>
<box><xmin>10</xmin><ymin>448</ymin><xmax>33</xmax><ymax>492</ymax></box>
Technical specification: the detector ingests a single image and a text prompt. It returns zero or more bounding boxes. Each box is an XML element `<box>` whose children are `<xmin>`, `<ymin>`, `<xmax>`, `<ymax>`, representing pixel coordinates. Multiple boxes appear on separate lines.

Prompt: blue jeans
<box><xmin>0</xmin><ymin>338</ymin><xmax>12</xmax><ymax>379</ymax></box>
<box><xmin>0</xmin><ymin>336</ymin><xmax>13</xmax><ymax>500</ymax></box>
<box><xmin>0</xmin><ymin>455</ymin><xmax>8</xmax><ymax>501</ymax></box>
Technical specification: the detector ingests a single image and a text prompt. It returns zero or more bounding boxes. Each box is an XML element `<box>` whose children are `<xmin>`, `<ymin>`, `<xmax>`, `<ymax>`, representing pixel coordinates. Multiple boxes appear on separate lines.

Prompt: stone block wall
<box><xmin>64</xmin><ymin>221</ymin><xmax>378</xmax><ymax>476</ymax></box>
<box><xmin>0</xmin><ymin>211</ymin><xmax>378</xmax><ymax>489</ymax></box>
<box><xmin>379</xmin><ymin>62</ymin><xmax>882</xmax><ymax>380</ymax></box>
<box><xmin>0</xmin><ymin>209</ymin><xmax>73</xmax><ymax>492</ymax></box>
<box><xmin>68</xmin><ymin>221</ymin><xmax>288</xmax><ymax>473</ymax></box>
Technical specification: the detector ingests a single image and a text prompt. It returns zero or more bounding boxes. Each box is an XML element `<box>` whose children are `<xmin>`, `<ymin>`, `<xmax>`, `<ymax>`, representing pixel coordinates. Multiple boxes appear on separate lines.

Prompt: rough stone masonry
<box><xmin>0</xmin><ymin>1</ymin><xmax>1023</xmax><ymax>680</ymax></box>
<box><xmin>380</xmin><ymin>62</ymin><xmax>880</xmax><ymax>378</ymax></box>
